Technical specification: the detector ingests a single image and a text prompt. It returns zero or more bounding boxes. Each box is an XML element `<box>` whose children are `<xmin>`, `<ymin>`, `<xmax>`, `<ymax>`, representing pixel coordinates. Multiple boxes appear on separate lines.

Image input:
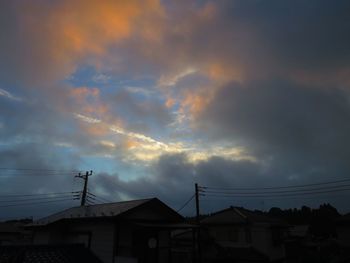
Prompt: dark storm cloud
<box><xmin>93</xmin><ymin>152</ymin><xmax>338</xmax><ymax>215</ymax></box>
<box><xmin>0</xmin><ymin>93</ymin><xmax>91</xmax><ymax>219</ymax></box>
<box><xmin>0</xmin><ymin>143</ymin><xmax>81</xmax><ymax>220</ymax></box>
<box><xmin>93</xmin><ymin>150</ymin><xmax>350</xmax><ymax>215</ymax></box>
<box><xmin>197</xmin><ymin>79</ymin><xmax>350</xmax><ymax>185</ymax></box>
<box><xmin>219</xmin><ymin>0</ymin><xmax>350</xmax><ymax>70</ymax></box>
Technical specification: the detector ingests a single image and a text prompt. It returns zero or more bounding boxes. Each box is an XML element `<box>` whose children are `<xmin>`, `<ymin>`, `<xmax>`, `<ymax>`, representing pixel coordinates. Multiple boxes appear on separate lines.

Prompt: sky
<box><xmin>1</xmin><ymin>0</ymin><xmax>350</xmax><ymax>219</ymax></box>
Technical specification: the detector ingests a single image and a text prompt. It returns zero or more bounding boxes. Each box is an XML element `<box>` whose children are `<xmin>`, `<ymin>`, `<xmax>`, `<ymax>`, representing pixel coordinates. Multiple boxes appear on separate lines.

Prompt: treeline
<box><xmin>187</xmin><ymin>203</ymin><xmax>343</xmax><ymax>238</ymax></box>
<box><xmin>265</xmin><ymin>203</ymin><xmax>341</xmax><ymax>238</ymax></box>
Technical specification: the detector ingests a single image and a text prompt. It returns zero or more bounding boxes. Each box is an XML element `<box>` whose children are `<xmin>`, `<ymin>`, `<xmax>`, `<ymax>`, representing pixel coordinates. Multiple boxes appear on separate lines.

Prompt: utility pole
<box><xmin>76</xmin><ymin>170</ymin><xmax>92</xmax><ymax>206</ymax></box>
<box><xmin>194</xmin><ymin>183</ymin><xmax>202</xmax><ymax>263</ymax></box>
<box><xmin>195</xmin><ymin>183</ymin><xmax>200</xmax><ymax>224</ymax></box>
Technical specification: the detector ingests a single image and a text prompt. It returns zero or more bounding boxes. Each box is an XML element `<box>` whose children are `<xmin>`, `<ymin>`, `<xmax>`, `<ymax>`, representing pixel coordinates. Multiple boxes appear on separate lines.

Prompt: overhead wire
<box><xmin>199</xmin><ymin>178</ymin><xmax>350</xmax><ymax>191</ymax></box>
<box><xmin>0</xmin><ymin>168</ymin><xmax>81</xmax><ymax>172</ymax></box>
<box><xmin>0</xmin><ymin>198</ymin><xmax>78</xmax><ymax>208</ymax></box>
<box><xmin>95</xmin><ymin>196</ymin><xmax>113</xmax><ymax>203</ymax></box>
<box><xmin>0</xmin><ymin>174</ymin><xmax>78</xmax><ymax>178</ymax></box>
<box><xmin>202</xmin><ymin>184</ymin><xmax>350</xmax><ymax>195</ymax></box>
<box><xmin>0</xmin><ymin>168</ymin><xmax>83</xmax><ymax>179</ymax></box>
<box><xmin>177</xmin><ymin>194</ymin><xmax>195</xmax><ymax>212</ymax></box>
<box><xmin>201</xmin><ymin>188</ymin><xmax>350</xmax><ymax>198</ymax></box>
<box><xmin>87</xmin><ymin>191</ymin><xmax>113</xmax><ymax>203</ymax></box>
<box><xmin>0</xmin><ymin>191</ymin><xmax>80</xmax><ymax>198</ymax></box>
<box><xmin>198</xmin><ymin>178</ymin><xmax>350</xmax><ymax>200</ymax></box>
<box><xmin>0</xmin><ymin>194</ymin><xmax>79</xmax><ymax>203</ymax></box>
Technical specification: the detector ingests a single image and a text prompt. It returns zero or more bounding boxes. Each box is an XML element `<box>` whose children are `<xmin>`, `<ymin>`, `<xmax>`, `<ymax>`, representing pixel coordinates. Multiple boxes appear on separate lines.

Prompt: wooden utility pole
<box><xmin>194</xmin><ymin>183</ymin><xmax>202</xmax><ymax>263</ymax></box>
<box><xmin>76</xmin><ymin>170</ymin><xmax>92</xmax><ymax>206</ymax></box>
<box><xmin>195</xmin><ymin>183</ymin><xmax>200</xmax><ymax>224</ymax></box>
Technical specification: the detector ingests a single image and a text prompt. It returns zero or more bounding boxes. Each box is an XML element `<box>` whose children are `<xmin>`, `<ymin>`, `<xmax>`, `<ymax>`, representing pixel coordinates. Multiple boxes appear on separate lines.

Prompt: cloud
<box><xmin>197</xmin><ymin>79</ymin><xmax>350</xmax><ymax>185</ymax></box>
<box><xmin>0</xmin><ymin>0</ymin><xmax>165</xmax><ymax>86</ymax></box>
<box><xmin>110</xmin><ymin>89</ymin><xmax>173</xmax><ymax>129</ymax></box>
<box><xmin>0</xmin><ymin>88</ymin><xmax>22</xmax><ymax>101</ymax></box>
<box><xmin>0</xmin><ymin>141</ymin><xmax>82</xmax><ymax>220</ymax></box>
<box><xmin>74</xmin><ymin>114</ymin><xmax>101</xmax><ymax>124</ymax></box>
<box><xmin>158</xmin><ymin>67</ymin><xmax>198</xmax><ymax>87</ymax></box>
<box><xmin>92</xmin><ymin>73</ymin><xmax>111</xmax><ymax>84</ymax></box>
<box><xmin>92</xmin><ymin>152</ymin><xmax>350</xmax><ymax>215</ymax></box>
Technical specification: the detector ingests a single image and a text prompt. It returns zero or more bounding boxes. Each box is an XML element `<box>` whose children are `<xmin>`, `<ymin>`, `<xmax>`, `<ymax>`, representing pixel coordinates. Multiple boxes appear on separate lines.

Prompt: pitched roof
<box><xmin>32</xmin><ymin>198</ymin><xmax>156</xmax><ymax>226</ymax></box>
<box><xmin>201</xmin><ymin>206</ymin><xmax>284</xmax><ymax>225</ymax></box>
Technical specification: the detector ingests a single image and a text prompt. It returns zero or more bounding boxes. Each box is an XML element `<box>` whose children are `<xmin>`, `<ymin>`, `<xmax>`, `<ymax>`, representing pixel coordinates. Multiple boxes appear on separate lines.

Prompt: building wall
<box><xmin>33</xmin><ymin>230</ymin><xmax>51</xmax><ymax>244</ymax></box>
<box><xmin>33</xmin><ymin>221</ymin><xmax>115</xmax><ymax>263</ymax></box>
<box><xmin>205</xmin><ymin>224</ymin><xmax>285</xmax><ymax>261</ymax></box>
<box><xmin>33</xmin><ymin>222</ymin><xmax>174</xmax><ymax>263</ymax></box>
<box><xmin>337</xmin><ymin>225</ymin><xmax>350</xmax><ymax>246</ymax></box>
<box><xmin>69</xmin><ymin>221</ymin><xmax>115</xmax><ymax>263</ymax></box>
<box><xmin>117</xmin><ymin>224</ymin><xmax>171</xmax><ymax>263</ymax></box>
<box><xmin>158</xmin><ymin>230</ymin><xmax>171</xmax><ymax>263</ymax></box>
<box><xmin>251</xmin><ymin>225</ymin><xmax>285</xmax><ymax>261</ymax></box>
<box><xmin>207</xmin><ymin>225</ymin><xmax>250</xmax><ymax>246</ymax></box>
<box><xmin>115</xmin><ymin>223</ymin><xmax>137</xmax><ymax>262</ymax></box>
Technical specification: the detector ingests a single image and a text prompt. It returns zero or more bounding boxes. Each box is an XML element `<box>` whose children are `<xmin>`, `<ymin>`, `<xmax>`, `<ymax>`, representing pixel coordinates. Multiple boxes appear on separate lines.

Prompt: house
<box><xmin>0</xmin><ymin>219</ymin><xmax>33</xmax><ymax>245</ymax></box>
<box><xmin>200</xmin><ymin>206</ymin><xmax>288</xmax><ymax>262</ymax></box>
<box><xmin>28</xmin><ymin>198</ymin><xmax>191</xmax><ymax>263</ymax></box>
<box><xmin>284</xmin><ymin>225</ymin><xmax>311</xmax><ymax>263</ymax></box>
<box><xmin>337</xmin><ymin>213</ymin><xmax>350</xmax><ymax>247</ymax></box>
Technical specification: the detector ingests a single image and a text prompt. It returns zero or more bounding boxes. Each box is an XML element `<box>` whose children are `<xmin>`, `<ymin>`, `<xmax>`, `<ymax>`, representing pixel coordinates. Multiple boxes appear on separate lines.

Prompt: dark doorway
<box><xmin>132</xmin><ymin>228</ymin><xmax>158</xmax><ymax>263</ymax></box>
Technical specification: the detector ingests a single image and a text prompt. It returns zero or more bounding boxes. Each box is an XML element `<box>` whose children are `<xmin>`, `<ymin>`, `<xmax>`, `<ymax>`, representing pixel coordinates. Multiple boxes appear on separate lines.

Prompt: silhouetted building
<box><xmin>29</xmin><ymin>198</ymin><xmax>188</xmax><ymax>263</ymax></box>
<box><xmin>200</xmin><ymin>206</ymin><xmax>288</xmax><ymax>262</ymax></box>
<box><xmin>337</xmin><ymin>213</ymin><xmax>350</xmax><ymax>248</ymax></box>
<box><xmin>0</xmin><ymin>220</ymin><xmax>32</xmax><ymax>245</ymax></box>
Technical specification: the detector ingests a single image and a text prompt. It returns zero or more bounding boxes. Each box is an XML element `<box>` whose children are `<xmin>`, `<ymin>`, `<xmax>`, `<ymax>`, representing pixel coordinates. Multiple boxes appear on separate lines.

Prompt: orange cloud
<box><xmin>204</xmin><ymin>63</ymin><xmax>242</xmax><ymax>84</ymax></box>
<box><xmin>70</xmin><ymin>87</ymin><xmax>99</xmax><ymax>100</ymax></box>
<box><xmin>14</xmin><ymin>0</ymin><xmax>165</xmax><ymax>85</ymax></box>
<box><xmin>70</xmin><ymin>87</ymin><xmax>108</xmax><ymax>116</ymax></box>
<box><xmin>124</xmin><ymin>139</ymin><xmax>141</xmax><ymax>149</ymax></box>
<box><xmin>181</xmin><ymin>89</ymin><xmax>215</xmax><ymax>117</ymax></box>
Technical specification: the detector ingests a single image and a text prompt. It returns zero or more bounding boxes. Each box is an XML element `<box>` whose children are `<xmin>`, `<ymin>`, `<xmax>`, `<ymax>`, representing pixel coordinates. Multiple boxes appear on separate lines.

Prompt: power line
<box><xmin>199</xmin><ymin>178</ymin><xmax>350</xmax><ymax>191</ymax></box>
<box><xmin>203</xmin><ymin>183</ymin><xmax>350</xmax><ymax>195</ymax></box>
<box><xmin>85</xmin><ymin>199</ymin><xmax>97</xmax><ymax>205</ymax></box>
<box><xmin>200</xmin><ymin>193</ymin><xmax>350</xmax><ymax>201</ymax></box>
<box><xmin>0</xmin><ymin>168</ymin><xmax>83</xmax><ymax>178</ymax></box>
<box><xmin>87</xmin><ymin>192</ymin><xmax>113</xmax><ymax>203</ymax></box>
<box><xmin>87</xmin><ymin>192</ymin><xmax>96</xmax><ymax>197</ymax></box>
<box><xmin>0</xmin><ymin>168</ymin><xmax>81</xmax><ymax>172</ymax></box>
<box><xmin>93</xmin><ymin>196</ymin><xmax>111</xmax><ymax>203</ymax></box>
<box><xmin>0</xmin><ymin>191</ymin><xmax>80</xmax><ymax>198</ymax></box>
<box><xmin>0</xmin><ymin>194</ymin><xmax>79</xmax><ymax>203</ymax></box>
<box><xmin>86</xmin><ymin>195</ymin><xmax>98</xmax><ymax>202</ymax></box>
<box><xmin>95</xmin><ymin>196</ymin><xmax>113</xmax><ymax>203</ymax></box>
<box><xmin>202</xmin><ymin>187</ymin><xmax>350</xmax><ymax>198</ymax></box>
<box><xmin>0</xmin><ymin>174</ymin><xmax>78</xmax><ymax>178</ymax></box>
<box><xmin>177</xmin><ymin>194</ymin><xmax>195</xmax><ymax>212</ymax></box>
<box><xmin>0</xmin><ymin>198</ymin><xmax>77</xmax><ymax>208</ymax></box>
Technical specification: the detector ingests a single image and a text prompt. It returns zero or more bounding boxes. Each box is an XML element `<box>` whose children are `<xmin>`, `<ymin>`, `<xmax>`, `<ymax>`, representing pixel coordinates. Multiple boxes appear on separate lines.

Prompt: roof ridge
<box><xmin>32</xmin><ymin>197</ymin><xmax>157</xmax><ymax>226</ymax></box>
<box><xmin>233</xmin><ymin>207</ymin><xmax>248</xmax><ymax>219</ymax></box>
<box><xmin>84</xmin><ymin>197</ymin><xmax>155</xmax><ymax>208</ymax></box>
